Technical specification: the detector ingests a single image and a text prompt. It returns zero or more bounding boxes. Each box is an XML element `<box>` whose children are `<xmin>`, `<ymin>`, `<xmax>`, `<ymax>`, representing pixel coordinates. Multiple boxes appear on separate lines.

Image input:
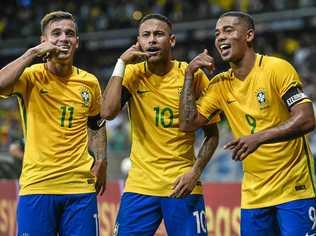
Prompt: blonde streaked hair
<box><xmin>40</xmin><ymin>11</ymin><xmax>77</xmax><ymax>35</ymax></box>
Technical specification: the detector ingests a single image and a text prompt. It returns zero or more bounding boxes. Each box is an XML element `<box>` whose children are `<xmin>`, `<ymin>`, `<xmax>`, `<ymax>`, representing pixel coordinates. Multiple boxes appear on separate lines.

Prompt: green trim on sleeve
<box><xmin>13</xmin><ymin>92</ymin><xmax>27</xmax><ymax>134</ymax></box>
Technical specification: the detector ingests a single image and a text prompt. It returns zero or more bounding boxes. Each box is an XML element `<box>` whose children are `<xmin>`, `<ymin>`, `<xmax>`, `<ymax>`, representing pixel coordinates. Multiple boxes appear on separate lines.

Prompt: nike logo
<box><xmin>305</xmin><ymin>233</ymin><xmax>316</xmax><ymax>236</ymax></box>
<box><xmin>226</xmin><ymin>100</ymin><xmax>236</xmax><ymax>104</ymax></box>
<box><xmin>136</xmin><ymin>90</ymin><xmax>150</xmax><ymax>94</ymax></box>
<box><xmin>40</xmin><ymin>89</ymin><xmax>48</xmax><ymax>94</ymax></box>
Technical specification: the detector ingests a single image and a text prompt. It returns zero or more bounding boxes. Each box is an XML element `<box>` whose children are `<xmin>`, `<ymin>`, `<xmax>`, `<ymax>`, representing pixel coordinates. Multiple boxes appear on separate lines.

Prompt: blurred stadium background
<box><xmin>0</xmin><ymin>0</ymin><xmax>316</xmax><ymax>235</ymax></box>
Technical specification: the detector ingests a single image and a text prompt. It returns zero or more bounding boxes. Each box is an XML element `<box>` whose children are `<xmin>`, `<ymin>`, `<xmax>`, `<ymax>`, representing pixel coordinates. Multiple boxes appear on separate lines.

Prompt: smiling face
<box><xmin>41</xmin><ymin>19</ymin><xmax>79</xmax><ymax>63</ymax></box>
<box><xmin>214</xmin><ymin>16</ymin><xmax>254</xmax><ymax>63</ymax></box>
<box><xmin>138</xmin><ymin>18</ymin><xmax>175</xmax><ymax>63</ymax></box>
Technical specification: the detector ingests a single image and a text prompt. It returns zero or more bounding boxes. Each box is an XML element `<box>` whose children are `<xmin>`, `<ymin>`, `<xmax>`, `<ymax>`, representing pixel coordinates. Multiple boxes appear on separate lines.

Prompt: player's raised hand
<box><xmin>120</xmin><ymin>42</ymin><xmax>149</xmax><ymax>64</ymax></box>
<box><xmin>31</xmin><ymin>42</ymin><xmax>65</xmax><ymax>59</ymax></box>
<box><xmin>187</xmin><ymin>49</ymin><xmax>215</xmax><ymax>76</ymax></box>
<box><xmin>92</xmin><ymin>159</ymin><xmax>107</xmax><ymax>195</ymax></box>
<box><xmin>224</xmin><ymin>134</ymin><xmax>261</xmax><ymax>161</ymax></box>
<box><xmin>170</xmin><ymin>170</ymin><xmax>200</xmax><ymax>198</ymax></box>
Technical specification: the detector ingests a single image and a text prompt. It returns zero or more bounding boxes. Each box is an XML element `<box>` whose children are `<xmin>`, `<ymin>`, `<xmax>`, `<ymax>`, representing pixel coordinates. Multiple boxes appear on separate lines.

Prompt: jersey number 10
<box><xmin>154</xmin><ymin>106</ymin><xmax>174</xmax><ymax>128</ymax></box>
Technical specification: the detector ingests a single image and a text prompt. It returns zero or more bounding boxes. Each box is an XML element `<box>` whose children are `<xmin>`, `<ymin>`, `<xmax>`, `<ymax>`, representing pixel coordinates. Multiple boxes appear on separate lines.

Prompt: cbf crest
<box><xmin>255</xmin><ymin>88</ymin><xmax>269</xmax><ymax>109</ymax></box>
<box><xmin>80</xmin><ymin>88</ymin><xmax>91</xmax><ymax>107</ymax></box>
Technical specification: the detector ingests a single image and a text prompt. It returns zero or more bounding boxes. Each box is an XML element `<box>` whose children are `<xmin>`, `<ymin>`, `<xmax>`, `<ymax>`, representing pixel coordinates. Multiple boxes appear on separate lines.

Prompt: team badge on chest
<box><xmin>255</xmin><ymin>88</ymin><xmax>269</xmax><ymax>109</ymax></box>
<box><xmin>80</xmin><ymin>88</ymin><xmax>91</xmax><ymax>107</ymax></box>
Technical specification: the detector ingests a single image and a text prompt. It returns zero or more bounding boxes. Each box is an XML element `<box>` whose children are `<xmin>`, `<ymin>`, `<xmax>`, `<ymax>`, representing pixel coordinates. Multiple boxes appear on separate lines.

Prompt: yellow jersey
<box><xmin>123</xmin><ymin>60</ymin><xmax>210</xmax><ymax>196</ymax></box>
<box><xmin>197</xmin><ymin>54</ymin><xmax>316</xmax><ymax>208</ymax></box>
<box><xmin>0</xmin><ymin>63</ymin><xmax>101</xmax><ymax>195</ymax></box>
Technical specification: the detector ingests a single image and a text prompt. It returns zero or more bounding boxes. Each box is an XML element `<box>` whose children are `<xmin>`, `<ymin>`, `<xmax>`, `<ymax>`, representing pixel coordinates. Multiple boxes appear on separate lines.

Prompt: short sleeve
<box><xmin>193</xmin><ymin>69</ymin><xmax>221</xmax><ymax>123</ymax></box>
<box><xmin>272</xmin><ymin>59</ymin><xmax>311</xmax><ymax>108</ymax></box>
<box><xmin>193</xmin><ymin>69</ymin><xmax>209</xmax><ymax>99</ymax></box>
<box><xmin>89</xmin><ymin>78</ymin><xmax>102</xmax><ymax>116</ymax></box>
<box><xmin>122</xmin><ymin>64</ymin><xmax>135</xmax><ymax>93</ymax></box>
<box><xmin>273</xmin><ymin>59</ymin><xmax>302</xmax><ymax>97</ymax></box>
<box><xmin>196</xmin><ymin>75</ymin><xmax>222</xmax><ymax>120</ymax></box>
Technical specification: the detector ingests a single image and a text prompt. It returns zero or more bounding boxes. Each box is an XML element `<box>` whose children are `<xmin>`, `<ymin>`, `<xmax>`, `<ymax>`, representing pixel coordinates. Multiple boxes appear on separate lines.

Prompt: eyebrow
<box><xmin>142</xmin><ymin>29</ymin><xmax>165</xmax><ymax>33</ymax></box>
<box><xmin>214</xmin><ymin>25</ymin><xmax>234</xmax><ymax>33</ymax></box>
<box><xmin>141</xmin><ymin>29</ymin><xmax>169</xmax><ymax>35</ymax></box>
<box><xmin>51</xmin><ymin>27</ymin><xmax>75</xmax><ymax>32</ymax></box>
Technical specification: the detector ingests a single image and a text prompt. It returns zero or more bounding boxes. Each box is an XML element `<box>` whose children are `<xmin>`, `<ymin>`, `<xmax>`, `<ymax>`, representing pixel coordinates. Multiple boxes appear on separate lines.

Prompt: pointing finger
<box><xmin>224</xmin><ymin>140</ymin><xmax>238</xmax><ymax>150</ymax></box>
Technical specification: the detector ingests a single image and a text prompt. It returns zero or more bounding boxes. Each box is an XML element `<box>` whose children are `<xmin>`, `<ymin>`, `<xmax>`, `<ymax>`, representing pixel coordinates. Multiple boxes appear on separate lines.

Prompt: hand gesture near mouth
<box><xmin>186</xmin><ymin>49</ymin><xmax>216</xmax><ymax>76</ymax></box>
<box><xmin>32</xmin><ymin>42</ymin><xmax>69</xmax><ymax>60</ymax></box>
<box><xmin>120</xmin><ymin>42</ymin><xmax>150</xmax><ymax>64</ymax></box>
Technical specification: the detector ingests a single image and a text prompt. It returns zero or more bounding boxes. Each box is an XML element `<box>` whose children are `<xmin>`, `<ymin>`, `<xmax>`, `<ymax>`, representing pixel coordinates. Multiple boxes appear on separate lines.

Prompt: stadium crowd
<box><xmin>0</xmin><ymin>0</ymin><xmax>315</xmax><ymax>39</ymax></box>
<box><xmin>0</xmin><ymin>1</ymin><xmax>315</xmax><ymax>181</ymax></box>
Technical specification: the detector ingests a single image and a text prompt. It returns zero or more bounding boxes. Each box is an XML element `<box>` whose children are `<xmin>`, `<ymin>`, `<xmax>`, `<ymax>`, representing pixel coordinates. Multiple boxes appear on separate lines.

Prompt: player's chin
<box><xmin>55</xmin><ymin>53</ymin><xmax>73</xmax><ymax>62</ymax></box>
<box><xmin>219</xmin><ymin>53</ymin><xmax>232</xmax><ymax>62</ymax></box>
<box><xmin>147</xmin><ymin>55</ymin><xmax>164</xmax><ymax>63</ymax></box>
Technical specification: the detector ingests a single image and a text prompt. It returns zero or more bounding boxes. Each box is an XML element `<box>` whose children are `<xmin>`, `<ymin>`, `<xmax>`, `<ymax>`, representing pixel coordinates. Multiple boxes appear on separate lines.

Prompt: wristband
<box><xmin>112</xmin><ymin>58</ymin><xmax>126</xmax><ymax>77</ymax></box>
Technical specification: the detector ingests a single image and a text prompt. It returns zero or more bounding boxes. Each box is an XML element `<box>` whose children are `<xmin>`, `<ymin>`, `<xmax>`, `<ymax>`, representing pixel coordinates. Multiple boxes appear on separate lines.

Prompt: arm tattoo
<box><xmin>180</xmin><ymin>74</ymin><xmax>198</xmax><ymax>125</ymax></box>
<box><xmin>193</xmin><ymin>125</ymin><xmax>218</xmax><ymax>175</ymax></box>
<box><xmin>88</xmin><ymin>125</ymin><xmax>107</xmax><ymax>161</ymax></box>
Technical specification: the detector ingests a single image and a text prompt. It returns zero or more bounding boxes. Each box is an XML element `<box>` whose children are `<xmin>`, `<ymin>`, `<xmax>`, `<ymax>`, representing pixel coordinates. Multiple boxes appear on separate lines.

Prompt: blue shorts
<box><xmin>114</xmin><ymin>192</ymin><xmax>207</xmax><ymax>236</ymax></box>
<box><xmin>241</xmin><ymin>198</ymin><xmax>316</xmax><ymax>236</ymax></box>
<box><xmin>17</xmin><ymin>193</ymin><xmax>99</xmax><ymax>236</ymax></box>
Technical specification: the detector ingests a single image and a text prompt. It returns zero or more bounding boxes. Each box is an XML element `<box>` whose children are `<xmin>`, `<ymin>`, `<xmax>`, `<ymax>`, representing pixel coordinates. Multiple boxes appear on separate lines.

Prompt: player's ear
<box><xmin>170</xmin><ymin>34</ymin><xmax>176</xmax><ymax>48</ymax></box>
<box><xmin>246</xmin><ymin>29</ymin><xmax>255</xmax><ymax>44</ymax></box>
<box><xmin>75</xmin><ymin>36</ymin><xmax>79</xmax><ymax>49</ymax></box>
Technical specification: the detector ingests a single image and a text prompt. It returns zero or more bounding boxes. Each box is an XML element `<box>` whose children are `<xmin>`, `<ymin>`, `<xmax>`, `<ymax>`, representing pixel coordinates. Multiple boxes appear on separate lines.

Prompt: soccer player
<box><xmin>101</xmin><ymin>13</ymin><xmax>218</xmax><ymax>235</ymax></box>
<box><xmin>0</xmin><ymin>11</ymin><xmax>107</xmax><ymax>235</ymax></box>
<box><xmin>179</xmin><ymin>11</ymin><xmax>316</xmax><ymax>236</ymax></box>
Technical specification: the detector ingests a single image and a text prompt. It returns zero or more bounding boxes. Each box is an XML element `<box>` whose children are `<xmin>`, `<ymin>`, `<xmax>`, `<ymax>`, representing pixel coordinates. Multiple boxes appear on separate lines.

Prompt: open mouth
<box><xmin>146</xmin><ymin>47</ymin><xmax>160</xmax><ymax>56</ymax></box>
<box><xmin>58</xmin><ymin>44</ymin><xmax>71</xmax><ymax>53</ymax></box>
<box><xmin>219</xmin><ymin>43</ymin><xmax>231</xmax><ymax>54</ymax></box>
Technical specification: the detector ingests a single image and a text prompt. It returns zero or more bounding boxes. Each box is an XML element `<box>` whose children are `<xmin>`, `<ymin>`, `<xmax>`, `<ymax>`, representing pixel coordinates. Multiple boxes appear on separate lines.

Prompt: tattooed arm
<box><xmin>172</xmin><ymin>50</ymin><xmax>218</xmax><ymax>198</ymax></box>
<box><xmin>170</xmin><ymin>124</ymin><xmax>218</xmax><ymax>198</ymax></box>
<box><xmin>179</xmin><ymin>50</ymin><xmax>215</xmax><ymax>131</ymax></box>
<box><xmin>193</xmin><ymin>124</ymin><xmax>219</xmax><ymax>179</ymax></box>
<box><xmin>88</xmin><ymin>122</ymin><xmax>107</xmax><ymax>195</ymax></box>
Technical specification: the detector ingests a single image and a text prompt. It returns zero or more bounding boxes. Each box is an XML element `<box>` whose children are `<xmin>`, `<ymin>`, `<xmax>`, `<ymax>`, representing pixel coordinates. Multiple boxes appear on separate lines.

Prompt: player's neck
<box><xmin>147</xmin><ymin>59</ymin><xmax>173</xmax><ymax>76</ymax></box>
<box><xmin>230</xmin><ymin>50</ymin><xmax>256</xmax><ymax>80</ymax></box>
<box><xmin>45</xmin><ymin>61</ymin><xmax>73</xmax><ymax>77</ymax></box>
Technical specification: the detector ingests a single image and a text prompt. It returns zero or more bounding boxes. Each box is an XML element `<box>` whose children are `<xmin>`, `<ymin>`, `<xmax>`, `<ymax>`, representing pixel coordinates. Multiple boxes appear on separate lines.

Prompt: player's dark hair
<box><xmin>220</xmin><ymin>11</ymin><xmax>255</xmax><ymax>30</ymax></box>
<box><xmin>41</xmin><ymin>11</ymin><xmax>77</xmax><ymax>35</ymax></box>
<box><xmin>139</xmin><ymin>13</ymin><xmax>172</xmax><ymax>31</ymax></box>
